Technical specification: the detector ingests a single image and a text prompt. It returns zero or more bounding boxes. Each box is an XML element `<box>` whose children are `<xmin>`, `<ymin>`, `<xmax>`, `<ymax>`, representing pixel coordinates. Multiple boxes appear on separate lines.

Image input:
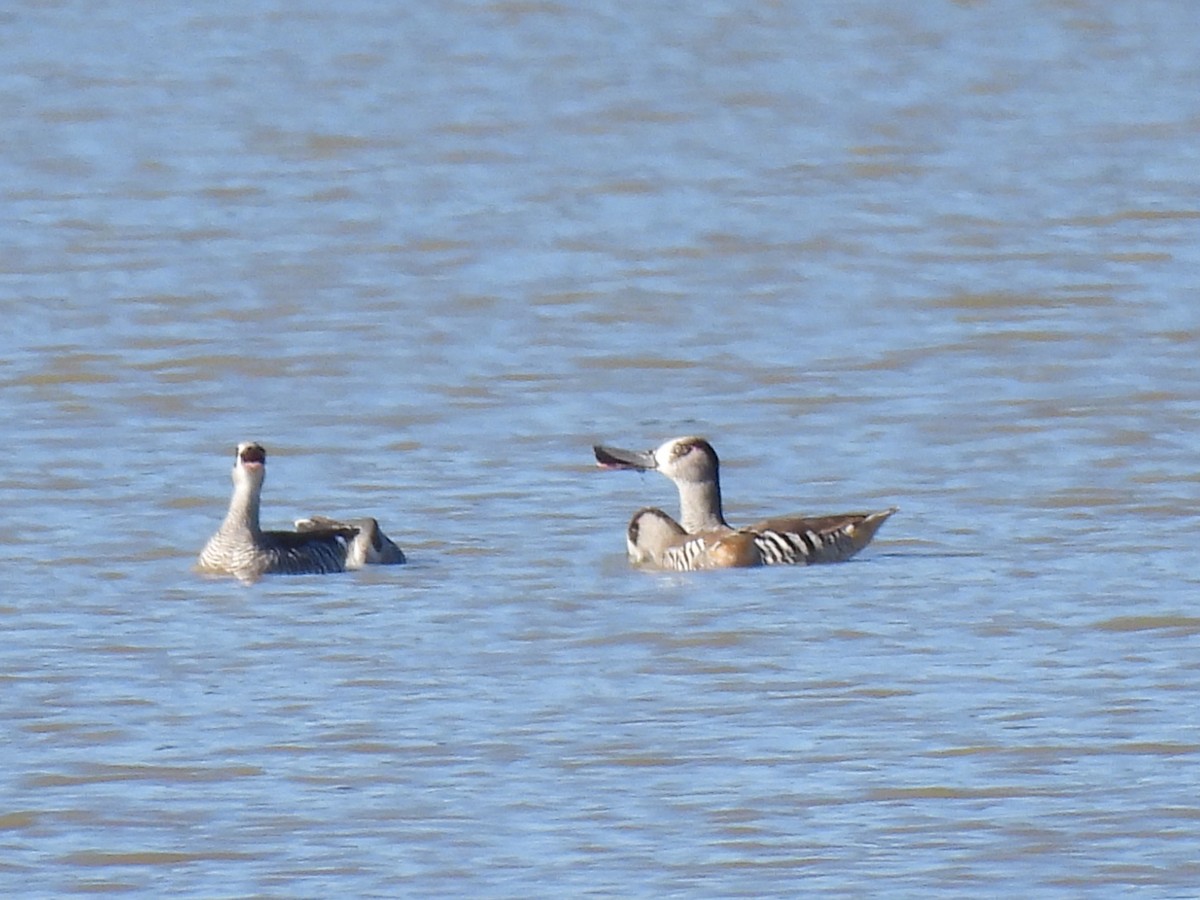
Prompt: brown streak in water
<box><xmin>0</xmin><ymin>812</ymin><xmax>38</xmax><ymax>830</ymax></box>
<box><xmin>63</xmin><ymin>851</ymin><xmax>257</xmax><ymax>867</ymax></box>
<box><xmin>1060</xmin><ymin>208</ymin><xmax>1200</xmax><ymax>226</ymax></box>
<box><xmin>27</xmin><ymin>764</ymin><xmax>264</xmax><ymax>788</ymax></box>
<box><xmin>1094</xmin><ymin>616</ymin><xmax>1200</xmax><ymax>634</ymax></box>
<box><xmin>579</xmin><ymin>355</ymin><xmax>697</xmax><ymax>370</ymax></box>
<box><xmin>927</xmin><ymin>291</ymin><xmax>1115</xmax><ymax>310</ymax></box>
<box><xmin>868</xmin><ymin>786</ymin><xmax>1059</xmax><ymax>801</ymax></box>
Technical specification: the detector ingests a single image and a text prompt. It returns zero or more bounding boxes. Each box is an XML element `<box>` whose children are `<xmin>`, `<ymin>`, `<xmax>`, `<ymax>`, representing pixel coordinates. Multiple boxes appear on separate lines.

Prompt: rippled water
<box><xmin>3</xmin><ymin>1</ymin><xmax>1200</xmax><ymax>896</ymax></box>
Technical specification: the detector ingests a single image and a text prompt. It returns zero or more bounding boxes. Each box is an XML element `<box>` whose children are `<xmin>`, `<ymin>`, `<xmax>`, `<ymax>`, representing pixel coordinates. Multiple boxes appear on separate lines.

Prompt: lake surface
<box><xmin>3</xmin><ymin>1</ymin><xmax>1200</xmax><ymax>896</ymax></box>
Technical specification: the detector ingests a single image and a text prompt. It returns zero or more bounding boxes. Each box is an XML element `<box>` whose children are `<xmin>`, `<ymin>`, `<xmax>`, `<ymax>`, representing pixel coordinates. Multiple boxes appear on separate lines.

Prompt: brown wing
<box><xmin>747</xmin><ymin>507</ymin><xmax>897</xmax><ymax>564</ymax></box>
<box><xmin>749</xmin><ymin>507</ymin><xmax>897</xmax><ymax>535</ymax></box>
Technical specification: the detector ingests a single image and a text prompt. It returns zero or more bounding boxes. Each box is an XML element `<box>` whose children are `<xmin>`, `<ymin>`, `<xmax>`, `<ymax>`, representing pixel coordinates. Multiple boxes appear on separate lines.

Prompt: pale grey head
<box><xmin>595</xmin><ymin>436</ymin><xmax>728</xmax><ymax>532</ymax></box>
<box><xmin>232</xmin><ymin>441</ymin><xmax>267</xmax><ymax>487</ymax></box>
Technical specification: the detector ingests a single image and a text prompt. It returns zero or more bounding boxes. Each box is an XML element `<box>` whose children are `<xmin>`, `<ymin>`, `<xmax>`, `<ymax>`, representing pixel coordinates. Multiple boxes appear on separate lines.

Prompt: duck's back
<box><xmin>257</xmin><ymin>527</ymin><xmax>356</xmax><ymax>575</ymax></box>
<box><xmin>296</xmin><ymin>515</ymin><xmax>406</xmax><ymax>566</ymax></box>
<box><xmin>747</xmin><ymin>507</ymin><xmax>897</xmax><ymax>565</ymax></box>
<box><xmin>198</xmin><ymin>525</ymin><xmax>354</xmax><ymax>578</ymax></box>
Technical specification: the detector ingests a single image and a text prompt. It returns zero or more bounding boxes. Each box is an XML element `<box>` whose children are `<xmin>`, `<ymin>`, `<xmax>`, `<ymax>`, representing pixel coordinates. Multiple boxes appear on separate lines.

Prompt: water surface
<box><xmin>3</xmin><ymin>1</ymin><xmax>1200</xmax><ymax>896</ymax></box>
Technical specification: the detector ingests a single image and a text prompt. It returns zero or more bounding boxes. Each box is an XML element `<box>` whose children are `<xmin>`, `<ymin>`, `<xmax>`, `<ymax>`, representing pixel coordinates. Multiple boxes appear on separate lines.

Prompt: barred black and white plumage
<box><xmin>753</xmin><ymin>529</ymin><xmax>811</xmax><ymax>566</ymax></box>
<box><xmin>601</xmin><ymin>436</ymin><xmax>897</xmax><ymax>571</ymax></box>
<box><xmin>749</xmin><ymin>514</ymin><xmax>887</xmax><ymax>566</ymax></box>
<box><xmin>659</xmin><ymin>537</ymin><xmax>712</xmax><ymax>572</ymax></box>
<box><xmin>626</xmin><ymin>507</ymin><xmax>897</xmax><ymax>572</ymax></box>
<box><xmin>197</xmin><ymin>442</ymin><xmax>405</xmax><ymax>581</ymax></box>
<box><xmin>200</xmin><ymin>526</ymin><xmax>355</xmax><ymax>577</ymax></box>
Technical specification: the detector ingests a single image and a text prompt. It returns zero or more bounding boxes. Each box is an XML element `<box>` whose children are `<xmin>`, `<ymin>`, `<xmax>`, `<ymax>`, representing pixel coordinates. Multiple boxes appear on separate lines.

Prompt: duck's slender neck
<box><xmin>222</xmin><ymin>473</ymin><xmax>262</xmax><ymax>536</ymax></box>
<box><xmin>676</xmin><ymin>478</ymin><xmax>729</xmax><ymax>532</ymax></box>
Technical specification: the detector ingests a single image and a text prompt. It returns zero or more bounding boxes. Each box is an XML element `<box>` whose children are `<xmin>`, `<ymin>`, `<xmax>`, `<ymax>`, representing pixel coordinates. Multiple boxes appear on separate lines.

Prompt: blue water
<box><xmin>3</xmin><ymin>1</ymin><xmax>1200</xmax><ymax>896</ymax></box>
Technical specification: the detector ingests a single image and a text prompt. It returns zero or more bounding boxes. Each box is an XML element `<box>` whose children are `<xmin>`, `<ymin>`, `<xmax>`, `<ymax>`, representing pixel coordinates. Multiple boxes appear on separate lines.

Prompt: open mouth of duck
<box><xmin>593</xmin><ymin>444</ymin><xmax>657</xmax><ymax>471</ymax></box>
<box><xmin>239</xmin><ymin>444</ymin><xmax>266</xmax><ymax>467</ymax></box>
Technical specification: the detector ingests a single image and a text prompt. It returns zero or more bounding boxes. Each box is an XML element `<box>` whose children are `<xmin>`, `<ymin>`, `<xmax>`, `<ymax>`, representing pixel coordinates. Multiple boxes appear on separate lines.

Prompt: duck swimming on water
<box><xmin>596</xmin><ymin>436</ymin><xmax>896</xmax><ymax>571</ymax></box>
<box><xmin>197</xmin><ymin>442</ymin><xmax>405</xmax><ymax>580</ymax></box>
